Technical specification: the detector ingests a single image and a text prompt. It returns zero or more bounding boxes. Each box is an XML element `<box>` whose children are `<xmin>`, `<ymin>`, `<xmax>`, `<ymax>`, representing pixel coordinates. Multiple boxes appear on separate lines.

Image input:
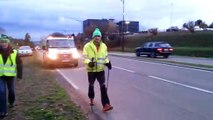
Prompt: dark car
<box><xmin>166</xmin><ymin>26</ymin><xmax>179</xmax><ymax>32</ymax></box>
<box><xmin>135</xmin><ymin>41</ymin><xmax>173</xmax><ymax>58</ymax></box>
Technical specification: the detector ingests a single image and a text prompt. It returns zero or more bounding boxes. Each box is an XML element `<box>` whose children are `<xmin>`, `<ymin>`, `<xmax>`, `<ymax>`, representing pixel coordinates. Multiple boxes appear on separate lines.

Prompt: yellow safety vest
<box><xmin>0</xmin><ymin>49</ymin><xmax>17</xmax><ymax>76</ymax></box>
<box><xmin>83</xmin><ymin>40</ymin><xmax>109</xmax><ymax>72</ymax></box>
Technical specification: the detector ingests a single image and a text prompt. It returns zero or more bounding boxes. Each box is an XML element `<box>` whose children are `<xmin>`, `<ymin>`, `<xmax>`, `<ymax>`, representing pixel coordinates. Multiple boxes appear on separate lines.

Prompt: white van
<box><xmin>42</xmin><ymin>35</ymin><xmax>79</xmax><ymax>67</ymax></box>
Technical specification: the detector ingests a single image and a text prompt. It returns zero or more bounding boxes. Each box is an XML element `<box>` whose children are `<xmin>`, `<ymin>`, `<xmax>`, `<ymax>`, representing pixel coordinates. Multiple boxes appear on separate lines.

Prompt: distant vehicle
<box><xmin>166</xmin><ymin>26</ymin><xmax>179</xmax><ymax>32</ymax></box>
<box><xmin>18</xmin><ymin>46</ymin><xmax>33</xmax><ymax>56</ymax></box>
<box><xmin>42</xmin><ymin>34</ymin><xmax>79</xmax><ymax>67</ymax></box>
<box><xmin>135</xmin><ymin>41</ymin><xmax>174</xmax><ymax>58</ymax></box>
<box><xmin>181</xmin><ymin>27</ymin><xmax>189</xmax><ymax>32</ymax></box>
<box><xmin>203</xmin><ymin>28</ymin><xmax>213</xmax><ymax>31</ymax></box>
<box><xmin>34</xmin><ymin>45</ymin><xmax>41</xmax><ymax>50</ymax></box>
<box><xmin>194</xmin><ymin>26</ymin><xmax>203</xmax><ymax>31</ymax></box>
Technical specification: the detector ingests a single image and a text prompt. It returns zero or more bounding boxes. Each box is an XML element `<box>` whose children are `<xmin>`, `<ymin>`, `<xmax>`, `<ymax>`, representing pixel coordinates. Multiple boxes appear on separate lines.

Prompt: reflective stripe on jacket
<box><xmin>0</xmin><ymin>49</ymin><xmax>17</xmax><ymax>76</ymax></box>
<box><xmin>83</xmin><ymin>40</ymin><xmax>109</xmax><ymax>72</ymax></box>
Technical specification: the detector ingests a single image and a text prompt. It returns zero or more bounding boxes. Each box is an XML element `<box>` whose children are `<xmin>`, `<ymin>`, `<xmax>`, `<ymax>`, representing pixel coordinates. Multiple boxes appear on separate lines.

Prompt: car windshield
<box><xmin>156</xmin><ymin>43</ymin><xmax>171</xmax><ymax>47</ymax></box>
<box><xmin>47</xmin><ymin>39</ymin><xmax>75</xmax><ymax>48</ymax></box>
<box><xmin>19</xmin><ymin>46</ymin><xmax>31</xmax><ymax>50</ymax></box>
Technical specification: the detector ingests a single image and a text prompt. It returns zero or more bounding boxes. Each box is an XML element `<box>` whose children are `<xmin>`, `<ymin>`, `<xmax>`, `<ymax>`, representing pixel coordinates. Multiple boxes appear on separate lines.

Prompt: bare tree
<box><xmin>183</xmin><ymin>21</ymin><xmax>195</xmax><ymax>32</ymax></box>
<box><xmin>199</xmin><ymin>22</ymin><xmax>208</xmax><ymax>29</ymax></box>
<box><xmin>195</xmin><ymin>19</ymin><xmax>203</xmax><ymax>26</ymax></box>
<box><xmin>195</xmin><ymin>19</ymin><xmax>208</xmax><ymax>29</ymax></box>
<box><xmin>24</xmin><ymin>33</ymin><xmax>31</xmax><ymax>45</ymax></box>
<box><xmin>148</xmin><ymin>28</ymin><xmax>158</xmax><ymax>36</ymax></box>
<box><xmin>84</xmin><ymin>20</ymin><xmax>118</xmax><ymax>40</ymax></box>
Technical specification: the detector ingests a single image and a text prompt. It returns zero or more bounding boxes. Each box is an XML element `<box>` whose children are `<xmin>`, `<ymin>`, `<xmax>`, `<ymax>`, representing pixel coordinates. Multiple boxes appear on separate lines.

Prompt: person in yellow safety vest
<box><xmin>0</xmin><ymin>34</ymin><xmax>23</xmax><ymax>119</ymax></box>
<box><xmin>83</xmin><ymin>28</ymin><xmax>113</xmax><ymax>112</ymax></box>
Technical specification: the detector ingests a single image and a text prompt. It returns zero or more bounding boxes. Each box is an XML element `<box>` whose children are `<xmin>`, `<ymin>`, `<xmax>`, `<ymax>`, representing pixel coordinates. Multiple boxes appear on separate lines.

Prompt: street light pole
<box><xmin>170</xmin><ymin>3</ymin><xmax>173</xmax><ymax>28</ymax></box>
<box><xmin>69</xmin><ymin>18</ymin><xmax>83</xmax><ymax>34</ymax></box>
<box><xmin>121</xmin><ymin>0</ymin><xmax>125</xmax><ymax>52</ymax></box>
<box><xmin>73</xmin><ymin>19</ymin><xmax>83</xmax><ymax>34</ymax></box>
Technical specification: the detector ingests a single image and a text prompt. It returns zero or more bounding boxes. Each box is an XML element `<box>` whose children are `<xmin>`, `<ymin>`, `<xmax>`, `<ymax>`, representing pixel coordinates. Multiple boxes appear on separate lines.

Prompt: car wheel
<box><xmin>43</xmin><ymin>60</ymin><xmax>54</xmax><ymax>69</ymax></box>
<box><xmin>150</xmin><ymin>52</ymin><xmax>156</xmax><ymax>58</ymax></box>
<box><xmin>47</xmin><ymin>63</ymin><xmax>55</xmax><ymax>69</ymax></box>
<box><xmin>163</xmin><ymin>55</ymin><xmax>169</xmax><ymax>58</ymax></box>
<box><xmin>74</xmin><ymin>63</ymin><xmax>78</xmax><ymax>67</ymax></box>
<box><xmin>136</xmin><ymin>52</ymin><xmax>140</xmax><ymax>57</ymax></box>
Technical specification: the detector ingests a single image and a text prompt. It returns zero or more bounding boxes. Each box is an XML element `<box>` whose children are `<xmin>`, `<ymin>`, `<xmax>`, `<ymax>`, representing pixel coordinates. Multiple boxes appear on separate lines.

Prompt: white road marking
<box><xmin>73</xmin><ymin>67</ymin><xmax>85</xmax><ymax>71</ymax></box>
<box><xmin>149</xmin><ymin>75</ymin><xmax>213</xmax><ymax>95</ymax></box>
<box><xmin>56</xmin><ymin>69</ymin><xmax>79</xmax><ymax>90</ymax></box>
<box><xmin>113</xmin><ymin>66</ymin><xmax>135</xmax><ymax>73</ymax></box>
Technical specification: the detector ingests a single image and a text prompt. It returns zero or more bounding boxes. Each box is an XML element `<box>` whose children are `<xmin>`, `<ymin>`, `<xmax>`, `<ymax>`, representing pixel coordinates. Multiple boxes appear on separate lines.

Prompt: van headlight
<box><xmin>71</xmin><ymin>48</ymin><xmax>80</xmax><ymax>58</ymax></box>
<box><xmin>47</xmin><ymin>52</ymin><xmax>57</xmax><ymax>60</ymax></box>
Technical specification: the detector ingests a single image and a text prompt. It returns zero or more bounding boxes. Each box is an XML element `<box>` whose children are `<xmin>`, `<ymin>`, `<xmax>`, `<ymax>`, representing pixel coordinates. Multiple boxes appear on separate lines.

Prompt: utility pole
<box><xmin>170</xmin><ymin>3</ymin><xmax>173</xmax><ymax>28</ymax></box>
<box><xmin>121</xmin><ymin>0</ymin><xmax>125</xmax><ymax>52</ymax></box>
<box><xmin>70</xmin><ymin>18</ymin><xmax>83</xmax><ymax>34</ymax></box>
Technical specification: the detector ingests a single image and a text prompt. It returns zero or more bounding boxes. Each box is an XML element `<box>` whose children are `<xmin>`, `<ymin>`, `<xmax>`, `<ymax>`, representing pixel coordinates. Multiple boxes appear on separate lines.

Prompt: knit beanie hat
<box><xmin>0</xmin><ymin>34</ymin><xmax>10</xmax><ymax>43</ymax></box>
<box><xmin>92</xmin><ymin>28</ymin><xmax>102</xmax><ymax>38</ymax></box>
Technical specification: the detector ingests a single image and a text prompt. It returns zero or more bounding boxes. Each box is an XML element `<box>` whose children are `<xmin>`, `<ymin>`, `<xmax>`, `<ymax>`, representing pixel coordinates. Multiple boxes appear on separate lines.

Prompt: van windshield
<box><xmin>47</xmin><ymin>39</ymin><xmax>75</xmax><ymax>48</ymax></box>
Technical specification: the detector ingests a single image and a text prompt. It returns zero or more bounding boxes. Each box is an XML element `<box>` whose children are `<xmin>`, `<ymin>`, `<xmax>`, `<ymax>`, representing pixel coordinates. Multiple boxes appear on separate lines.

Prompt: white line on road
<box><xmin>149</xmin><ymin>75</ymin><xmax>213</xmax><ymax>95</ymax></box>
<box><xmin>56</xmin><ymin>69</ymin><xmax>79</xmax><ymax>90</ymax></box>
<box><xmin>113</xmin><ymin>66</ymin><xmax>135</xmax><ymax>73</ymax></box>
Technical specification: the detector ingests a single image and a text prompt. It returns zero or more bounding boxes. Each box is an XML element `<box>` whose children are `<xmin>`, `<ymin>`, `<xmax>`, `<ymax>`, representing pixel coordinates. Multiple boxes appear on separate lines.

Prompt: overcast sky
<box><xmin>0</xmin><ymin>0</ymin><xmax>212</xmax><ymax>41</ymax></box>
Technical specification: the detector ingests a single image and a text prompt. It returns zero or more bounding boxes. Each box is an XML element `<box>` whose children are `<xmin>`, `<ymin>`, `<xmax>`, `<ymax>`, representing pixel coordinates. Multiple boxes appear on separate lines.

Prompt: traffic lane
<box><xmin>56</xmin><ymin>66</ymin><xmax>112</xmax><ymax>120</ymax></box>
<box><xmin>111</xmin><ymin>56</ymin><xmax>213</xmax><ymax>92</ymax></box>
<box><xmin>108</xmin><ymin>66</ymin><xmax>213</xmax><ymax>120</ymax></box>
<box><xmin>57</xmin><ymin>65</ymin><xmax>213</xmax><ymax>120</ymax></box>
<box><xmin>57</xmin><ymin>59</ymin><xmax>213</xmax><ymax>120</ymax></box>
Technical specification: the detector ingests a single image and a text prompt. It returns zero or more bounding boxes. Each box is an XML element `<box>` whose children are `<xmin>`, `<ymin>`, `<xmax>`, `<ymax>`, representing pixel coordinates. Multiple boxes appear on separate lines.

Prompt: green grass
<box><xmin>173</xmin><ymin>47</ymin><xmax>213</xmax><ymax>57</ymax></box>
<box><xmin>125</xmin><ymin>31</ymin><xmax>213</xmax><ymax>48</ymax></box>
<box><xmin>6</xmin><ymin>53</ymin><xmax>86</xmax><ymax>120</ymax></box>
<box><xmin>110</xmin><ymin>31</ymin><xmax>213</xmax><ymax>58</ymax></box>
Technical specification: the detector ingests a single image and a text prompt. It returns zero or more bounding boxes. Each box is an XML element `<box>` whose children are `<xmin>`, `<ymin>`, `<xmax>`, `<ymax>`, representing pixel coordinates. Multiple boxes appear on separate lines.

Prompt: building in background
<box><xmin>117</xmin><ymin>21</ymin><xmax>139</xmax><ymax>33</ymax></box>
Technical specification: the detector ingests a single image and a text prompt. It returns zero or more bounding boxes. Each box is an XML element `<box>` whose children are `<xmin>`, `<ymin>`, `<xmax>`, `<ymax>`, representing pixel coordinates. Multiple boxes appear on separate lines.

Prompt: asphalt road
<box><xmin>56</xmin><ymin>55</ymin><xmax>213</xmax><ymax>120</ymax></box>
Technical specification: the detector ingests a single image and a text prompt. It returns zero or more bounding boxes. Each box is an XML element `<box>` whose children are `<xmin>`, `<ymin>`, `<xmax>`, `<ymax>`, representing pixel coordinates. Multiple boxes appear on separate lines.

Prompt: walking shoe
<box><xmin>102</xmin><ymin>104</ymin><xmax>113</xmax><ymax>112</ymax></box>
<box><xmin>0</xmin><ymin>113</ymin><xmax>8</xmax><ymax>119</ymax></box>
<box><xmin>9</xmin><ymin>103</ymin><xmax>16</xmax><ymax>108</ymax></box>
<box><xmin>89</xmin><ymin>99</ymin><xmax>94</xmax><ymax>106</ymax></box>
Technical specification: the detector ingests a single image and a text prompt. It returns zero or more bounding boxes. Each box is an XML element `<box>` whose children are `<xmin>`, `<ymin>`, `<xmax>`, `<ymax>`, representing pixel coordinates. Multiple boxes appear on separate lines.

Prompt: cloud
<box><xmin>0</xmin><ymin>0</ymin><xmax>212</xmax><ymax>40</ymax></box>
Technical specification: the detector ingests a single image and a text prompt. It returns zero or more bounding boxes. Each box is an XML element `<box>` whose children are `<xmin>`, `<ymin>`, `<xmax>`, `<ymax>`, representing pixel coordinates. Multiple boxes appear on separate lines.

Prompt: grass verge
<box><xmin>6</xmin><ymin>54</ymin><xmax>86</xmax><ymax>120</ymax></box>
<box><xmin>110</xmin><ymin>47</ymin><xmax>213</xmax><ymax>58</ymax></box>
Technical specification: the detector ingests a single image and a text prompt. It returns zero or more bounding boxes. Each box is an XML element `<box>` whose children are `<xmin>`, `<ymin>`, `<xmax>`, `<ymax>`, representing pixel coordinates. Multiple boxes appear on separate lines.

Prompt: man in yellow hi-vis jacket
<box><xmin>83</xmin><ymin>28</ymin><xmax>113</xmax><ymax>112</ymax></box>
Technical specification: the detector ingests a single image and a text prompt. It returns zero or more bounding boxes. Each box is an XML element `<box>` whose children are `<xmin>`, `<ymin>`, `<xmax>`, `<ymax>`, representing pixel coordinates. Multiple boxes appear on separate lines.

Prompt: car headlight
<box><xmin>47</xmin><ymin>52</ymin><xmax>57</xmax><ymax>60</ymax></box>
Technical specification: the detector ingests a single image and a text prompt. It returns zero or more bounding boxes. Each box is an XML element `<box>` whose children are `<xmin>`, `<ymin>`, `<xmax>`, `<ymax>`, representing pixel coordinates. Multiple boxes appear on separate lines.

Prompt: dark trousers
<box><xmin>88</xmin><ymin>71</ymin><xmax>110</xmax><ymax>106</ymax></box>
<box><xmin>0</xmin><ymin>77</ymin><xmax>15</xmax><ymax>114</ymax></box>
<box><xmin>6</xmin><ymin>78</ymin><xmax>15</xmax><ymax>105</ymax></box>
<box><xmin>0</xmin><ymin>78</ymin><xmax>7</xmax><ymax>114</ymax></box>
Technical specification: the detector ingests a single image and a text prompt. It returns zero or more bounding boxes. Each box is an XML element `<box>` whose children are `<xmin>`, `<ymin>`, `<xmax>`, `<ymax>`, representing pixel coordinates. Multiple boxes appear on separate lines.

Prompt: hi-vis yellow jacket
<box><xmin>0</xmin><ymin>49</ymin><xmax>17</xmax><ymax>76</ymax></box>
<box><xmin>83</xmin><ymin>40</ymin><xmax>109</xmax><ymax>72</ymax></box>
